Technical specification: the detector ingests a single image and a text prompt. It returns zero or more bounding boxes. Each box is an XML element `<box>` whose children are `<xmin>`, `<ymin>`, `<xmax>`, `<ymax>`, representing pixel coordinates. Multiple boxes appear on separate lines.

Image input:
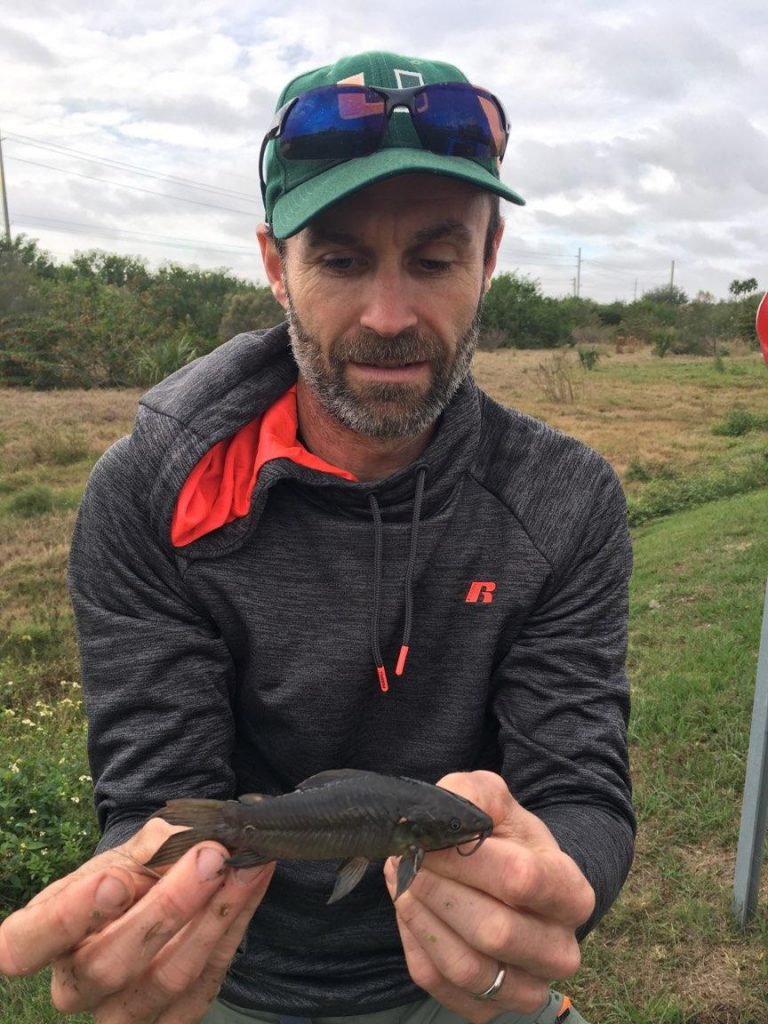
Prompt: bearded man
<box><xmin>0</xmin><ymin>51</ymin><xmax>634</xmax><ymax>1024</ymax></box>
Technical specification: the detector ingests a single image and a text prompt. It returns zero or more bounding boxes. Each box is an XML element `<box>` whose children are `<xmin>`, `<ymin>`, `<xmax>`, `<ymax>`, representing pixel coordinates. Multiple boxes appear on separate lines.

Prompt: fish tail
<box><xmin>146</xmin><ymin>799</ymin><xmax>229</xmax><ymax>868</ymax></box>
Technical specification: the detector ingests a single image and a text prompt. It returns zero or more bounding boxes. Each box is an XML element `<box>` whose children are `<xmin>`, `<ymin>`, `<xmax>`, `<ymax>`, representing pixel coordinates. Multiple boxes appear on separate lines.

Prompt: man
<box><xmin>0</xmin><ymin>51</ymin><xmax>633</xmax><ymax>1024</ymax></box>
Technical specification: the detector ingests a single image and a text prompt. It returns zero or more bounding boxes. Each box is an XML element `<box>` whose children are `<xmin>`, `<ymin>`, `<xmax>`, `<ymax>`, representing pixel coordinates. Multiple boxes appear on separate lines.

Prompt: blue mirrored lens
<box><xmin>279</xmin><ymin>86</ymin><xmax>387</xmax><ymax>159</ymax></box>
<box><xmin>413</xmin><ymin>84</ymin><xmax>500</xmax><ymax>160</ymax></box>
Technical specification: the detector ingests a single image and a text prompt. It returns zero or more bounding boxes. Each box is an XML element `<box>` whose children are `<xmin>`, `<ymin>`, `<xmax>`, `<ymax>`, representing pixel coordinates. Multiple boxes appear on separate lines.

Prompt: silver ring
<box><xmin>472</xmin><ymin>962</ymin><xmax>507</xmax><ymax>1001</ymax></box>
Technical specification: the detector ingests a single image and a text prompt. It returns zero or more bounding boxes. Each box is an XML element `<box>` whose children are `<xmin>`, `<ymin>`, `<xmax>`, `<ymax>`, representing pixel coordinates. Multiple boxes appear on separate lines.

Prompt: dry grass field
<box><xmin>1</xmin><ymin>345</ymin><xmax>768</xmax><ymax>1023</ymax></box>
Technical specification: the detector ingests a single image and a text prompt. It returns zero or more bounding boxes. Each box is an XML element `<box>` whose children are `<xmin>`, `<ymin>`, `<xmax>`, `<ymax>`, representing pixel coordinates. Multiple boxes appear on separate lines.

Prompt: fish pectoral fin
<box><xmin>225</xmin><ymin>850</ymin><xmax>273</xmax><ymax>868</ymax></box>
<box><xmin>145</xmin><ymin>828</ymin><xmax>210</xmax><ymax>868</ymax></box>
<box><xmin>327</xmin><ymin>856</ymin><xmax>370</xmax><ymax>904</ymax></box>
<box><xmin>237</xmin><ymin>793</ymin><xmax>271</xmax><ymax>805</ymax></box>
<box><xmin>394</xmin><ymin>846</ymin><xmax>424</xmax><ymax>900</ymax></box>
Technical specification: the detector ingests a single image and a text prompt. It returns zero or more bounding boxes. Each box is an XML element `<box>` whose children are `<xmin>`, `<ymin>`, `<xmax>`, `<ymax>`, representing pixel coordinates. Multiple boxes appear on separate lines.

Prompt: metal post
<box><xmin>732</xmin><ymin>579</ymin><xmax>768</xmax><ymax>927</ymax></box>
<box><xmin>670</xmin><ymin>259</ymin><xmax>675</xmax><ymax>290</ymax></box>
<box><xmin>576</xmin><ymin>248</ymin><xmax>581</xmax><ymax>298</ymax></box>
<box><xmin>0</xmin><ymin>128</ymin><xmax>10</xmax><ymax>240</ymax></box>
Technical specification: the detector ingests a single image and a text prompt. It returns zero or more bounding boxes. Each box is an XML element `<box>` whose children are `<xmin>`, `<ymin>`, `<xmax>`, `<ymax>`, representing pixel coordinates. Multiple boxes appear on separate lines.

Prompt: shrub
<box><xmin>533</xmin><ymin>351</ymin><xmax>584</xmax><ymax>403</ymax></box>
<box><xmin>134</xmin><ymin>334</ymin><xmax>200</xmax><ymax>386</ymax></box>
<box><xmin>577</xmin><ymin>347</ymin><xmax>601</xmax><ymax>371</ymax></box>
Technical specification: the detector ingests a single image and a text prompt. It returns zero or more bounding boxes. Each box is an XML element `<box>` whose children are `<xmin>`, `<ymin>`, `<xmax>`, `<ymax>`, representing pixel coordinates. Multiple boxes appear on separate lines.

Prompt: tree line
<box><xmin>0</xmin><ymin>235</ymin><xmax>762</xmax><ymax>389</ymax></box>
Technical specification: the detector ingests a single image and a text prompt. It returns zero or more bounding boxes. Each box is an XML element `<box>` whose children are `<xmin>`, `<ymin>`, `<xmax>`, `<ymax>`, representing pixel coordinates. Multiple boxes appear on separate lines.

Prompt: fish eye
<box><xmin>448</xmin><ymin>817</ymin><xmax>462</xmax><ymax>832</ymax></box>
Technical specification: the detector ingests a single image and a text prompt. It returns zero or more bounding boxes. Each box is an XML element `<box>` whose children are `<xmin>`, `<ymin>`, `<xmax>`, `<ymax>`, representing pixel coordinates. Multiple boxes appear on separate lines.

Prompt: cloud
<box><xmin>2</xmin><ymin>0</ymin><xmax>767</xmax><ymax>301</ymax></box>
<box><xmin>1</xmin><ymin>25</ymin><xmax>58</xmax><ymax>66</ymax></box>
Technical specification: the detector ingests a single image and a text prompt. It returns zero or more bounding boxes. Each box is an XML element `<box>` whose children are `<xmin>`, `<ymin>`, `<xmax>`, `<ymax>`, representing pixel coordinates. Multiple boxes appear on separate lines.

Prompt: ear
<box><xmin>483</xmin><ymin>217</ymin><xmax>505</xmax><ymax>294</ymax></box>
<box><xmin>256</xmin><ymin>223</ymin><xmax>289</xmax><ymax>309</ymax></box>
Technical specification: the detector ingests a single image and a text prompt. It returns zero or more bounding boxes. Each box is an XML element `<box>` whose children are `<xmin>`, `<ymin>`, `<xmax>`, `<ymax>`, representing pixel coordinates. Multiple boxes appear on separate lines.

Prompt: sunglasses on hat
<box><xmin>259</xmin><ymin>81</ymin><xmax>510</xmax><ymax>206</ymax></box>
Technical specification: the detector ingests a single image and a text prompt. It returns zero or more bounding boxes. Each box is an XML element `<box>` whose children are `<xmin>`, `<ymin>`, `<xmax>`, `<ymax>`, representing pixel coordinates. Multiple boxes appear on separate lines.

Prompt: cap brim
<box><xmin>270</xmin><ymin>148</ymin><xmax>526</xmax><ymax>238</ymax></box>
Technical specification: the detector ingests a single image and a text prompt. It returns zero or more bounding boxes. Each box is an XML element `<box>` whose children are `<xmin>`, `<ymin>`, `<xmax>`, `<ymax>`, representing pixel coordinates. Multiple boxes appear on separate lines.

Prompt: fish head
<box><xmin>395</xmin><ymin>790</ymin><xmax>493</xmax><ymax>854</ymax></box>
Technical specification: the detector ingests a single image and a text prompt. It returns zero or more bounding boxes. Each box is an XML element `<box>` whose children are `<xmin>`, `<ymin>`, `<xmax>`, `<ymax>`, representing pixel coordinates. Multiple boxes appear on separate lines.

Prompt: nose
<box><xmin>359</xmin><ymin>267</ymin><xmax>419</xmax><ymax>337</ymax></box>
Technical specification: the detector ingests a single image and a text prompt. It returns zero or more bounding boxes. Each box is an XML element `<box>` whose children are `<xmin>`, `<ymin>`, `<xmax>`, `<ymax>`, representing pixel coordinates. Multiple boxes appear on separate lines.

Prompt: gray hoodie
<box><xmin>68</xmin><ymin>324</ymin><xmax>634</xmax><ymax>1016</ymax></box>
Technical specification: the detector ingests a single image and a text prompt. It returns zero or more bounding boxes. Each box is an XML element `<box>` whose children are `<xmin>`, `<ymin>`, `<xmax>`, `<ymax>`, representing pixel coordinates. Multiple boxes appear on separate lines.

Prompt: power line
<box><xmin>6</xmin><ymin>155</ymin><xmax>260</xmax><ymax>216</ymax></box>
<box><xmin>4</xmin><ymin>132</ymin><xmax>260</xmax><ymax>204</ymax></box>
<box><xmin>13</xmin><ymin>213</ymin><xmax>259</xmax><ymax>256</ymax></box>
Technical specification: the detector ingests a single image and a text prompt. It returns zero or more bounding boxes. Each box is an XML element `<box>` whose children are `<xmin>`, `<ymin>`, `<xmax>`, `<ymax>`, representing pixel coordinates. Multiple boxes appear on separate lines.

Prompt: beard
<box><xmin>286</xmin><ymin>302</ymin><xmax>483</xmax><ymax>439</ymax></box>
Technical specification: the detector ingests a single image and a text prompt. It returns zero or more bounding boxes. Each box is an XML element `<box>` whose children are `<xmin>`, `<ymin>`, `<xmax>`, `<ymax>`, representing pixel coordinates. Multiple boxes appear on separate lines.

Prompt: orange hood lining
<box><xmin>171</xmin><ymin>384</ymin><xmax>357</xmax><ymax>547</ymax></box>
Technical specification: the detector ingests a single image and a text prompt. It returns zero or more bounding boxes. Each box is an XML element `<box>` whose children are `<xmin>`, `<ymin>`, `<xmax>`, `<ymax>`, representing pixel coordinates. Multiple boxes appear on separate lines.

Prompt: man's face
<box><xmin>266</xmin><ymin>174</ymin><xmax>501</xmax><ymax>439</ymax></box>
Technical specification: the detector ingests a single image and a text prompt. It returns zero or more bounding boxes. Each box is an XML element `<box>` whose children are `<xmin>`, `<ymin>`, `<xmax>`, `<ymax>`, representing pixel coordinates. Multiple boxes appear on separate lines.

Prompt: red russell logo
<box><xmin>465</xmin><ymin>581</ymin><xmax>496</xmax><ymax>604</ymax></box>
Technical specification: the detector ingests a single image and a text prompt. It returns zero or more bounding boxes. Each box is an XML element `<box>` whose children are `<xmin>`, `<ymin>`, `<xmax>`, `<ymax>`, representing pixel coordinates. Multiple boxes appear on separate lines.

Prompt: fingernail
<box><xmin>95</xmin><ymin>875</ymin><xmax>130</xmax><ymax>912</ymax></box>
<box><xmin>233</xmin><ymin>865</ymin><xmax>268</xmax><ymax>886</ymax></box>
<box><xmin>196</xmin><ymin>847</ymin><xmax>226</xmax><ymax>881</ymax></box>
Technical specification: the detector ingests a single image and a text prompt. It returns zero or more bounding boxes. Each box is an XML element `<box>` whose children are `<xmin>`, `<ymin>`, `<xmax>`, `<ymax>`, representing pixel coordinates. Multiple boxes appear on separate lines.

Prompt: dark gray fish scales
<box><xmin>146</xmin><ymin>768</ymin><xmax>493</xmax><ymax>903</ymax></box>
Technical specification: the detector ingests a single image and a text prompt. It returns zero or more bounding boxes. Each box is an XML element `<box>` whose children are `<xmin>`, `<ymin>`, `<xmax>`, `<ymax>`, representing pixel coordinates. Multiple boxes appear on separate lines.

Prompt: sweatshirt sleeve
<box><xmin>67</xmin><ymin>435</ymin><xmax>237</xmax><ymax>852</ymax></box>
<box><xmin>491</xmin><ymin>461</ymin><xmax>635</xmax><ymax>936</ymax></box>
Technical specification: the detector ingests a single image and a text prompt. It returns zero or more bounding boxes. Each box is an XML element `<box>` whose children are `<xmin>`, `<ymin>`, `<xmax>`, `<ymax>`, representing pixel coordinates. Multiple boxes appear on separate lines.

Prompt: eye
<box><xmin>448</xmin><ymin>817</ymin><xmax>462</xmax><ymax>832</ymax></box>
<box><xmin>418</xmin><ymin>258</ymin><xmax>451</xmax><ymax>273</ymax></box>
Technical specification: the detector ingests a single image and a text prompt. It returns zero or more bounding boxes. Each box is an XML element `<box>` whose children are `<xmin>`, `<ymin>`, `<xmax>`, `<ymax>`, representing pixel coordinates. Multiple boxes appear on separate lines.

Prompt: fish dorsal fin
<box><xmin>295</xmin><ymin>769</ymin><xmax>379</xmax><ymax>791</ymax></box>
<box><xmin>238</xmin><ymin>793</ymin><xmax>271</xmax><ymax>805</ymax></box>
<box><xmin>327</xmin><ymin>856</ymin><xmax>370</xmax><ymax>904</ymax></box>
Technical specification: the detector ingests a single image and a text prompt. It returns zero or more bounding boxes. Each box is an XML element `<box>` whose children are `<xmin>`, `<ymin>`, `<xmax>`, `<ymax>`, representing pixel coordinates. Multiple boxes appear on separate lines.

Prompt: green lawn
<box><xmin>1</xmin><ymin>364</ymin><xmax>768</xmax><ymax>1022</ymax></box>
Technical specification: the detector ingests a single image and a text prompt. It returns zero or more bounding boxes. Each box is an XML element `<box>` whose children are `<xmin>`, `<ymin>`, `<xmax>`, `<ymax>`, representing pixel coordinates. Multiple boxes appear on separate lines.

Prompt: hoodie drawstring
<box><xmin>368</xmin><ymin>466</ymin><xmax>427</xmax><ymax>693</ymax></box>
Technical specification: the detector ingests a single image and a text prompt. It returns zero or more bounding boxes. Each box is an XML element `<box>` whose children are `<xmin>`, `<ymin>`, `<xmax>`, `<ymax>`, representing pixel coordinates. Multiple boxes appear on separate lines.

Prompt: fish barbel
<box><xmin>146</xmin><ymin>768</ymin><xmax>493</xmax><ymax>904</ymax></box>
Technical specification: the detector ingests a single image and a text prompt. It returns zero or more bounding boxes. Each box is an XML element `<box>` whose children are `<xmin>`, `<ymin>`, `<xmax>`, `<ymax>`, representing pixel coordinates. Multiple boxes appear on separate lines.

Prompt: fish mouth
<box><xmin>456</xmin><ymin>826</ymin><xmax>493</xmax><ymax>857</ymax></box>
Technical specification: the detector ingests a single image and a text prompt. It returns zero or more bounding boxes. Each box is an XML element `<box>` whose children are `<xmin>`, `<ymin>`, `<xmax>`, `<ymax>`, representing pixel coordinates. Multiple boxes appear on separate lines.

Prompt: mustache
<box><xmin>329</xmin><ymin>331</ymin><xmax>444</xmax><ymax>367</ymax></box>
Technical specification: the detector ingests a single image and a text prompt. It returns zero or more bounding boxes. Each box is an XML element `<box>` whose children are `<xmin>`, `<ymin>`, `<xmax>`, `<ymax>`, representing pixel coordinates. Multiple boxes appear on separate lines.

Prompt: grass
<box><xmin>1</xmin><ymin>350</ymin><xmax>768</xmax><ymax>1022</ymax></box>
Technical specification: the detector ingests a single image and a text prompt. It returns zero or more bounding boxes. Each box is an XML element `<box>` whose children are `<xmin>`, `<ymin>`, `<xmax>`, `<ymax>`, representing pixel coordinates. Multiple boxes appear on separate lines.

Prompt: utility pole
<box><xmin>670</xmin><ymin>259</ymin><xmax>675</xmax><ymax>291</ymax></box>
<box><xmin>576</xmin><ymin>248</ymin><xmax>582</xmax><ymax>299</ymax></box>
<box><xmin>0</xmin><ymin>127</ymin><xmax>10</xmax><ymax>241</ymax></box>
<box><xmin>633</xmin><ymin>278</ymin><xmax>638</xmax><ymax>302</ymax></box>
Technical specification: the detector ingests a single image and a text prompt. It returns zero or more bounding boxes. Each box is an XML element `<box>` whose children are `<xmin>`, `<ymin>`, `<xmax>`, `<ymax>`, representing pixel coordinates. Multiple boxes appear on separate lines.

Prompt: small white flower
<box><xmin>21</xmin><ymin>718</ymin><xmax>35</xmax><ymax>727</ymax></box>
<box><xmin>78</xmin><ymin>774</ymin><xmax>92</xmax><ymax>783</ymax></box>
<box><xmin>28</xmin><ymin>808</ymin><xmax>37</xmax><ymax>815</ymax></box>
<box><xmin>70</xmin><ymin>796</ymin><xmax>80</xmax><ymax>804</ymax></box>
<box><xmin>9</xmin><ymin>762</ymin><xmax>20</xmax><ymax>773</ymax></box>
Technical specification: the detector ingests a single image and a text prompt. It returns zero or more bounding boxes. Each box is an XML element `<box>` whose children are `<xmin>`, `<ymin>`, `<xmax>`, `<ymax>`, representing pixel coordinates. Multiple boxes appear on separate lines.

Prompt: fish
<box><xmin>145</xmin><ymin>768</ymin><xmax>493</xmax><ymax>904</ymax></box>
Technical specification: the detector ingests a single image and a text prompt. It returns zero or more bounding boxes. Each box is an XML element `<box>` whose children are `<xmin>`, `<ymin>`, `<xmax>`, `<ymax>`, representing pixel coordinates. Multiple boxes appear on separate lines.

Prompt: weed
<box><xmin>578</xmin><ymin>347</ymin><xmax>601</xmax><ymax>371</ymax></box>
<box><xmin>626</xmin><ymin>450</ymin><xmax>768</xmax><ymax>525</ymax></box>
<box><xmin>712</xmin><ymin>405</ymin><xmax>768</xmax><ymax>437</ymax></box>
<box><xmin>29</xmin><ymin>424</ymin><xmax>92</xmax><ymax>466</ymax></box>
<box><xmin>134</xmin><ymin>334</ymin><xmax>199</xmax><ymax>386</ymax></box>
<box><xmin>5</xmin><ymin>485</ymin><xmax>63</xmax><ymax>518</ymax></box>
<box><xmin>624</xmin><ymin>457</ymin><xmax>678</xmax><ymax>483</ymax></box>
<box><xmin>0</xmin><ymin>681</ymin><xmax>97</xmax><ymax>905</ymax></box>
<box><xmin>533</xmin><ymin>351</ymin><xmax>584</xmax><ymax>403</ymax></box>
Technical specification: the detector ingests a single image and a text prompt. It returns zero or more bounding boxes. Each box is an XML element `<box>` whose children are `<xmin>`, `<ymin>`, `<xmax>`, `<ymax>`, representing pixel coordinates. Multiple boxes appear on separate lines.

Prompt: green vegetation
<box><xmin>1</xmin><ymin>236</ymin><xmax>763</xmax><ymax>388</ymax></box>
<box><xmin>0</xmin><ymin>235</ymin><xmax>284</xmax><ymax>389</ymax></box>
<box><xmin>1</xmin><ymin>353</ymin><xmax>768</xmax><ymax>1021</ymax></box>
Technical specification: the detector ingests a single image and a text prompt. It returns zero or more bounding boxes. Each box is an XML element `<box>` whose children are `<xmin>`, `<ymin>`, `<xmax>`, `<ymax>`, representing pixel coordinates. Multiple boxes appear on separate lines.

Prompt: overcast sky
<box><xmin>1</xmin><ymin>0</ymin><xmax>765</xmax><ymax>302</ymax></box>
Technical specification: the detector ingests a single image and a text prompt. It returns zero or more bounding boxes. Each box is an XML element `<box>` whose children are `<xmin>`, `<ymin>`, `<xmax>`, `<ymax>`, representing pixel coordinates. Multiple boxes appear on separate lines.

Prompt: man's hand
<box><xmin>384</xmin><ymin>771</ymin><xmax>594</xmax><ymax>1024</ymax></box>
<box><xmin>0</xmin><ymin>817</ymin><xmax>274</xmax><ymax>1023</ymax></box>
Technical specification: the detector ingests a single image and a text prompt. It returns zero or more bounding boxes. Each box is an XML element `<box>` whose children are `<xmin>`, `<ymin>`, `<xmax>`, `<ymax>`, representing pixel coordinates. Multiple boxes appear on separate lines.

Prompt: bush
<box><xmin>577</xmin><ymin>347</ymin><xmax>601</xmax><ymax>371</ymax></box>
<box><xmin>134</xmin><ymin>334</ymin><xmax>200</xmax><ymax>386</ymax></box>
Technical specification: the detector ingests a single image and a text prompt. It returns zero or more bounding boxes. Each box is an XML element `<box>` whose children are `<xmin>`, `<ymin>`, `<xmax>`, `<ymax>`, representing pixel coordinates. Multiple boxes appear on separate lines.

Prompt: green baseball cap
<box><xmin>263</xmin><ymin>50</ymin><xmax>526</xmax><ymax>238</ymax></box>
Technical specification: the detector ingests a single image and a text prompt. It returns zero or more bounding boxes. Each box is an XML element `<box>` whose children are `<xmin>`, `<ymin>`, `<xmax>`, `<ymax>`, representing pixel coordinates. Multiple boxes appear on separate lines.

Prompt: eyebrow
<box><xmin>304</xmin><ymin>219</ymin><xmax>473</xmax><ymax>249</ymax></box>
<box><xmin>304</xmin><ymin>226</ymin><xmax>360</xmax><ymax>248</ymax></box>
<box><xmin>411</xmin><ymin>220</ymin><xmax>473</xmax><ymax>246</ymax></box>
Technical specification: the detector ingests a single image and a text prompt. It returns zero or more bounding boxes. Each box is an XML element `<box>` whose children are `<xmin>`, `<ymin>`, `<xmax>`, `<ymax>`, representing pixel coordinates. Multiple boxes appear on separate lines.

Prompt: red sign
<box><xmin>757</xmin><ymin>292</ymin><xmax>768</xmax><ymax>364</ymax></box>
